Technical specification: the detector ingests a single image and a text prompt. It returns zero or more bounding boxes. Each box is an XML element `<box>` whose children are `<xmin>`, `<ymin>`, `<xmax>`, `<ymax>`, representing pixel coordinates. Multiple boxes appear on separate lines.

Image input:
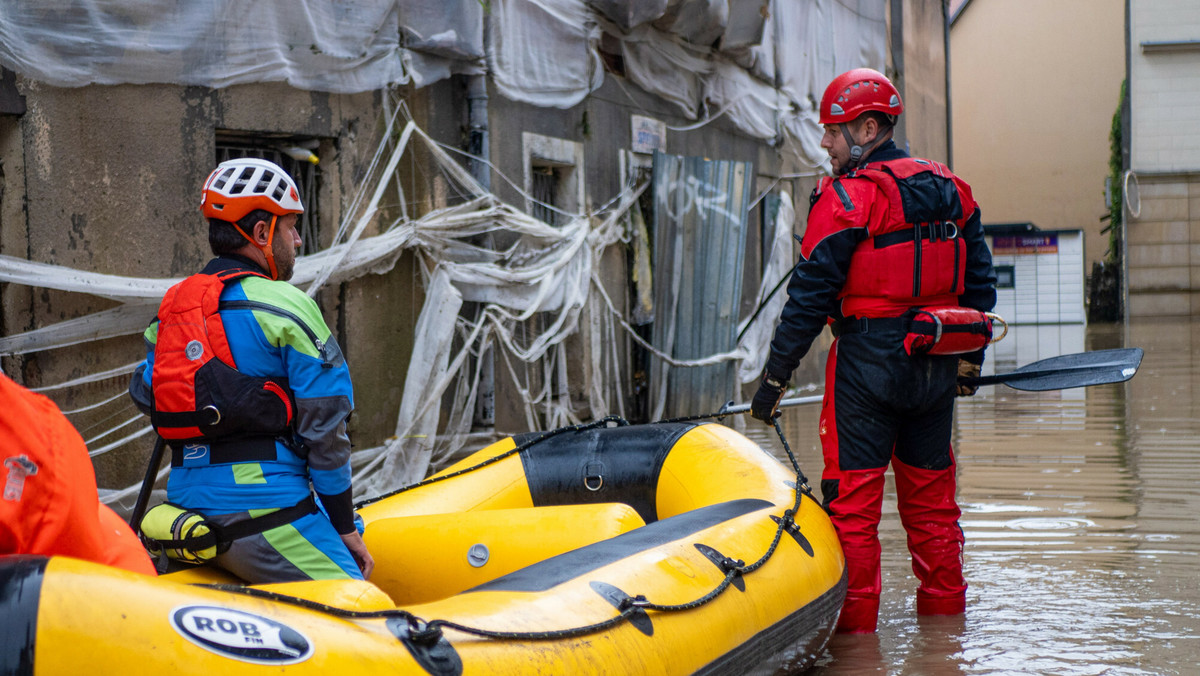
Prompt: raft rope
<box><xmin>354</xmin><ymin>415</ymin><xmax>631</xmax><ymax>509</ymax></box>
<box><xmin>264</xmin><ymin>413</ymin><xmax>817</xmax><ymax>646</ymax></box>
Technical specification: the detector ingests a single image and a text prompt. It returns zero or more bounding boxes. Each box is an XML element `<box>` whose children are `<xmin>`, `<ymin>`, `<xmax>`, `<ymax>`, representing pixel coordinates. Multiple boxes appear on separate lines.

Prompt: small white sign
<box><xmin>631</xmin><ymin>115</ymin><xmax>666</xmax><ymax>155</ymax></box>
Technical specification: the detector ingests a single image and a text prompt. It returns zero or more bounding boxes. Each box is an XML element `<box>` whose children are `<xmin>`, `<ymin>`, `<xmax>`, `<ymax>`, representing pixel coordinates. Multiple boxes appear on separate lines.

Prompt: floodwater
<box><xmin>741</xmin><ymin>317</ymin><xmax>1200</xmax><ymax>675</ymax></box>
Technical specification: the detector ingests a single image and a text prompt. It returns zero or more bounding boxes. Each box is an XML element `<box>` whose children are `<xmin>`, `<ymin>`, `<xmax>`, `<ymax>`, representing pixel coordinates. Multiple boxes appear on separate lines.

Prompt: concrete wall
<box><xmin>0</xmin><ymin>79</ymin><xmax>419</xmax><ymax>488</ymax></box>
<box><xmin>949</xmin><ymin>0</ymin><xmax>1124</xmax><ymax>269</ymax></box>
<box><xmin>897</xmin><ymin>0</ymin><xmax>950</xmax><ymax>164</ymax></box>
<box><xmin>1125</xmin><ymin>174</ymin><xmax>1200</xmax><ymax>316</ymax></box>
<box><xmin>1130</xmin><ymin>0</ymin><xmax>1200</xmax><ymax>172</ymax></box>
<box><xmin>1125</xmin><ymin>0</ymin><xmax>1200</xmax><ymax>317</ymax></box>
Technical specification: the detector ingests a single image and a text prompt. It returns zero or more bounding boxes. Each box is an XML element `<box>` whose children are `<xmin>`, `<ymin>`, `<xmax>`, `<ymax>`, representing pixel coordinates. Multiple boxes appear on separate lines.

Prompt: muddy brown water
<box><xmin>740</xmin><ymin>318</ymin><xmax>1200</xmax><ymax>675</ymax></box>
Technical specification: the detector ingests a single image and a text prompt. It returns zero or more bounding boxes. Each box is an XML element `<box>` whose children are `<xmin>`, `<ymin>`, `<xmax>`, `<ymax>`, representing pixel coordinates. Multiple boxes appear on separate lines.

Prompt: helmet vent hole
<box><xmin>255</xmin><ymin>174</ymin><xmax>273</xmax><ymax>194</ymax></box>
<box><xmin>232</xmin><ymin>167</ymin><xmax>256</xmax><ymax>194</ymax></box>
<box><xmin>212</xmin><ymin>168</ymin><xmax>234</xmax><ymax>190</ymax></box>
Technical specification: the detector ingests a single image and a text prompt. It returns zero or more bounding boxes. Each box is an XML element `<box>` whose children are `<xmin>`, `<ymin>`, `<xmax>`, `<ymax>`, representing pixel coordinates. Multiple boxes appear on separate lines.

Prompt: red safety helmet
<box><xmin>819</xmin><ymin>68</ymin><xmax>903</xmax><ymax>125</ymax></box>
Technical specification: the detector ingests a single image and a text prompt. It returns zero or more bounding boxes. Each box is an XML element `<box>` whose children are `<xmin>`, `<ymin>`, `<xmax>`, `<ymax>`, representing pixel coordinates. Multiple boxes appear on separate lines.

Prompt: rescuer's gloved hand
<box><xmin>751</xmin><ymin>371</ymin><xmax>788</xmax><ymax>425</ymax></box>
<box><xmin>956</xmin><ymin>359</ymin><xmax>981</xmax><ymax>397</ymax></box>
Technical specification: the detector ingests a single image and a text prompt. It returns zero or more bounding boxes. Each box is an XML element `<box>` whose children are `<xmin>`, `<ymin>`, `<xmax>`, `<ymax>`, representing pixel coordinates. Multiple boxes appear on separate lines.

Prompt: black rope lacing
<box><xmin>268</xmin><ymin>409</ymin><xmax>817</xmax><ymax>646</ymax></box>
<box><xmin>354</xmin><ymin>415</ymin><xmax>630</xmax><ymax>509</ymax></box>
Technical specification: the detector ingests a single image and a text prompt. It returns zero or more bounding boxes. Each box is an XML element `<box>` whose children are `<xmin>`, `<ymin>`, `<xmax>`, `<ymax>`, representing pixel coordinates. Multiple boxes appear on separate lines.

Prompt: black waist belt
<box><xmin>832</xmin><ymin>316</ymin><xmax>921</xmax><ymax>337</ymax></box>
<box><xmin>874</xmin><ymin>221</ymin><xmax>959</xmax><ymax>248</ymax></box>
<box><xmin>170</xmin><ymin>436</ymin><xmax>279</xmax><ymax>467</ymax></box>
<box><xmin>152</xmin><ymin>495</ymin><xmax>318</xmax><ymax>551</ymax></box>
<box><xmin>152</xmin><ymin>407</ymin><xmax>221</xmax><ymax>429</ymax></box>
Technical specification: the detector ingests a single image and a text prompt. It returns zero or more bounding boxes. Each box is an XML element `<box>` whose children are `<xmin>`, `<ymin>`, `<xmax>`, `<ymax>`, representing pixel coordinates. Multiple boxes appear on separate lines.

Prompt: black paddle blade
<box><xmin>963</xmin><ymin>347</ymin><xmax>1144</xmax><ymax>392</ymax></box>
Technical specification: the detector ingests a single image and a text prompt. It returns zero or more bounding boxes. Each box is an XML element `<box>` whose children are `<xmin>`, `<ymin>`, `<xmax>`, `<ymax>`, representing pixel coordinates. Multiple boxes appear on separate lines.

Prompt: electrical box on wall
<box><xmin>984</xmin><ymin>223</ymin><xmax>1086</xmax><ymax>325</ymax></box>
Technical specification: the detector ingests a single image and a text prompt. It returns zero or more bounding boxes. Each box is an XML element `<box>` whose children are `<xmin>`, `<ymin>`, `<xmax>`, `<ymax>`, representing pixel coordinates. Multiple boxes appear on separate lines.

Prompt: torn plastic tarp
<box><xmin>0</xmin><ymin>0</ymin><xmax>888</xmax><ymax>169</ymax></box>
<box><xmin>737</xmin><ymin>192</ymin><xmax>795</xmax><ymax>384</ymax></box>
<box><xmin>398</xmin><ymin>0</ymin><xmax>485</xmax><ymax>87</ymax></box>
<box><xmin>399</xmin><ymin>0</ymin><xmax>483</xmax><ymax>61</ymax></box>
<box><xmin>0</xmin><ymin>0</ymin><xmax>407</xmax><ymax>93</ymax></box>
<box><xmin>653</xmin><ymin>0</ymin><xmax>728</xmax><ymax>47</ymax></box>
<box><xmin>586</xmin><ymin>0</ymin><xmax>668</xmax><ymax>32</ymax></box>
<box><xmin>703</xmin><ymin>59</ymin><xmax>785</xmax><ymax>140</ymax></box>
<box><xmin>619</xmin><ymin>24</ymin><xmax>713</xmax><ymax>120</ymax></box>
<box><xmin>488</xmin><ymin>0</ymin><xmax>603</xmax><ymax>108</ymax></box>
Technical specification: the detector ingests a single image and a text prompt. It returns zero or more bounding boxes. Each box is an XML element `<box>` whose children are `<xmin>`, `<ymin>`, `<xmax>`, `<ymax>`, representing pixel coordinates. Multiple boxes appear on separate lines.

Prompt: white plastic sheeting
<box><xmin>618</xmin><ymin>25</ymin><xmax>713</xmax><ymax>119</ymax></box>
<box><xmin>2</xmin><ymin>110</ymin><xmax>787</xmax><ymax>504</ymax></box>
<box><xmin>488</xmin><ymin>0</ymin><xmax>604</xmax><ymax>109</ymax></box>
<box><xmin>0</xmin><ymin>0</ymin><xmax>407</xmax><ymax>93</ymax></box>
<box><xmin>737</xmin><ymin>194</ymin><xmax>796</xmax><ymax>384</ymax></box>
<box><xmin>0</xmin><ymin>0</ymin><xmax>887</xmax><ymax>169</ymax></box>
<box><xmin>400</xmin><ymin>1</ymin><xmax>486</xmax><ymax>87</ymax></box>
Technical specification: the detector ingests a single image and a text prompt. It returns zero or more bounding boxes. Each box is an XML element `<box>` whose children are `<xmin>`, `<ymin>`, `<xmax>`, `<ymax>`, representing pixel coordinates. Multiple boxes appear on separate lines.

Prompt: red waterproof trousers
<box><xmin>819</xmin><ymin>335</ymin><xmax>967</xmax><ymax>633</ymax></box>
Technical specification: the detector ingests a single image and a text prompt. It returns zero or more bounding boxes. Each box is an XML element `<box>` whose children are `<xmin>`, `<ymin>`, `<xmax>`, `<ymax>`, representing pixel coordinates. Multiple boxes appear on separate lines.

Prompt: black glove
<box><xmin>751</xmin><ymin>371</ymin><xmax>788</xmax><ymax>425</ymax></box>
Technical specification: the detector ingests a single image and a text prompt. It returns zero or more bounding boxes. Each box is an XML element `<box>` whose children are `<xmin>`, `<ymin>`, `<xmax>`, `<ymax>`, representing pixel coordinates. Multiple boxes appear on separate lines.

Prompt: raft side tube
<box><xmin>357</xmin><ymin>437</ymin><xmax>532</xmax><ymax>522</ymax></box>
<box><xmin>696</xmin><ymin>569</ymin><xmax>848</xmax><ymax>675</ymax></box>
<box><xmin>365</xmin><ymin>503</ymin><xmax>646</xmax><ymax>605</ymax></box>
<box><xmin>515</xmin><ymin>422</ymin><xmax>694</xmax><ymax>523</ymax></box>
<box><xmin>467</xmin><ymin>498</ymin><xmax>771</xmax><ymax>594</ymax></box>
<box><xmin>0</xmin><ymin>555</ymin><xmax>45</xmax><ymax>676</ymax></box>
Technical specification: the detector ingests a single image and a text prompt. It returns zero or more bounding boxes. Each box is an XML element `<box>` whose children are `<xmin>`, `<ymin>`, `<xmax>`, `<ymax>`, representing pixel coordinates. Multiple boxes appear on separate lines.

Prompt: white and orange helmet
<box><xmin>201</xmin><ymin>158</ymin><xmax>304</xmax><ymax>279</ymax></box>
<box><xmin>200</xmin><ymin>158</ymin><xmax>304</xmax><ymax>223</ymax></box>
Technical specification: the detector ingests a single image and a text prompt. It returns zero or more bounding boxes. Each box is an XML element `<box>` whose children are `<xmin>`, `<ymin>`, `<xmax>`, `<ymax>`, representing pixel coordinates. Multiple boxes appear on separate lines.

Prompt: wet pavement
<box><xmin>742</xmin><ymin>318</ymin><xmax>1200</xmax><ymax>675</ymax></box>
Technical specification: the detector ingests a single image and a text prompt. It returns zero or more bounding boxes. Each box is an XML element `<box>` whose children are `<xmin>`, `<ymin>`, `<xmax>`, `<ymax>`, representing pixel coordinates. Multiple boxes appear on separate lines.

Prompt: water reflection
<box><xmin>739</xmin><ymin>319</ymin><xmax>1200</xmax><ymax>674</ymax></box>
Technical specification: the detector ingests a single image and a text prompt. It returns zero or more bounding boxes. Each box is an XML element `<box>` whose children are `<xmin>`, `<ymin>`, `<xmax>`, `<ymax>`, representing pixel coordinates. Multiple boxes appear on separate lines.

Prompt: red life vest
<box><xmin>833</xmin><ymin>157</ymin><xmax>975</xmax><ymax>318</ymax></box>
<box><xmin>150</xmin><ymin>268</ymin><xmax>293</xmax><ymax>442</ymax></box>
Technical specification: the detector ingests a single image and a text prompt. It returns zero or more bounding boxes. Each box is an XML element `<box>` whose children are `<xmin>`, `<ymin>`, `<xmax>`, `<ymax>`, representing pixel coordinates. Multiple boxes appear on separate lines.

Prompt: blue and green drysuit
<box><xmin>130</xmin><ymin>255</ymin><xmax>360</xmax><ymax>582</ymax></box>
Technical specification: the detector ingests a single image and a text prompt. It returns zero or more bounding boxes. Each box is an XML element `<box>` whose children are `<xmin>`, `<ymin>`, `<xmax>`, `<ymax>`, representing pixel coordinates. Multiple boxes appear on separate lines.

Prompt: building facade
<box><xmin>1123</xmin><ymin>0</ymin><xmax>1200</xmax><ymax>317</ymax></box>
<box><xmin>949</xmin><ymin>0</ymin><xmax>1125</xmax><ymax>281</ymax></box>
<box><xmin>0</xmin><ymin>0</ymin><xmax>950</xmax><ymax>496</ymax></box>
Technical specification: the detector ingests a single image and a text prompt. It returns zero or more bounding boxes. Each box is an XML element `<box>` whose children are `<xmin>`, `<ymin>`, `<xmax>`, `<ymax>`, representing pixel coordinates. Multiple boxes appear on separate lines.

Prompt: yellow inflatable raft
<box><xmin>1</xmin><ymin>421</ymin><xmax>845</xmax><ymax>674</ymax></box>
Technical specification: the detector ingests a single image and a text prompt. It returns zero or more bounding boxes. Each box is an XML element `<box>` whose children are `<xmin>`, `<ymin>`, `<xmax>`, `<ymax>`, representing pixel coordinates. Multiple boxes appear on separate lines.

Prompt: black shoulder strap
<box><xmin>149</xmin><ymin>495</ymin><xmax>318</xmax><ymax>551</ymax></box>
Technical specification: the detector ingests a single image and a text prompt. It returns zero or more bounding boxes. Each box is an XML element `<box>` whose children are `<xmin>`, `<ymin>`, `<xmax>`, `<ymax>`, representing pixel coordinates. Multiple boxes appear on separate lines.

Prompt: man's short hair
<box><xmin>860</xmin><ymin>110</ymin><xmax>897</xmax><ymax>133</ymax></box>
<box><xmin>208</xmin><ymin>209</ymin><xmax>274</xmax><ymax>255</ymax></box>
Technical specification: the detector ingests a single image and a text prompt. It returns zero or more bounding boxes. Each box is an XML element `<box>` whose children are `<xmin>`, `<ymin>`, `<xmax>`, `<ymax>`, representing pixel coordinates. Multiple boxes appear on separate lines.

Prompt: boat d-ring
<box><xmin>584</xmin><ymin>461</ymin><xmax>605</xmax><ymax>491</ymax></box>
<box><xmin>985</xmin><ymin>312</ymin><xmax>1008</xmax><ymax>343</ymax></box>
<box><xmin>203</xmin><ymin>405</ymin><xmax>222</xmax><ymax>425</ymax></box>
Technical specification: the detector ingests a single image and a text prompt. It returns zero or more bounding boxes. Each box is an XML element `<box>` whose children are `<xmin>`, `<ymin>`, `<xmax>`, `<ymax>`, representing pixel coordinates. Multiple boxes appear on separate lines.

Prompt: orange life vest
<box><xmin>0</xmin><ymin>374</ymin><xmax>155</xmax><ymax>575</ymax></box>
<box><xmin>150</xmin><ymin>268</ymin><xmax>293</xmax><ymax>442</ymax></box>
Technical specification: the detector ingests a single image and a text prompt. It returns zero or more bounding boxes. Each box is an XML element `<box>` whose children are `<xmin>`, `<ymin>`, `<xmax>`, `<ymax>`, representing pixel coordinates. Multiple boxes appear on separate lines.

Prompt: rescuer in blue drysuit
<box><xmin>130</xmin><ymin>158</ymin><xmax>373</xmax><ymax>583</ymax></box>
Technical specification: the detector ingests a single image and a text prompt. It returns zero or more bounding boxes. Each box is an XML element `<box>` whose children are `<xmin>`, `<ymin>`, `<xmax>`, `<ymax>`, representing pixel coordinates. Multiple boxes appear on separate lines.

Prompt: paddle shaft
<box><xmin>723</xmin><ymin>394</ymin><xmax>823</xmax><ymax>416</ymax></box>
<box><xmin>724</xmin><ymin>349</ymin><xmax>1140</xmax><ymax>417</ymax></box>
<box><xmin>129</xmin><ymin>435</ymin><xmax>165</xmax><ymax>529</ymax></box>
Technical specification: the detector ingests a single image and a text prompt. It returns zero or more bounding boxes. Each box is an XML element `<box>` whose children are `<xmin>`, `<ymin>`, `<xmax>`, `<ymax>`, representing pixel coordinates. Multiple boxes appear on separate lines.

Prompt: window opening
<box><xmin>215</xmin><ymin>132</ymin><xmax>323</xmax><ymax>256</ymax></box>
<box><xmin>530</xmin><ymin>165</ymin><xmax>562</xmax><ymax>226</ymax></box>
<box><xmin>995</xmin><ymin>264</ymin><xmax>1016</xmax><ymax>289</ymax></box>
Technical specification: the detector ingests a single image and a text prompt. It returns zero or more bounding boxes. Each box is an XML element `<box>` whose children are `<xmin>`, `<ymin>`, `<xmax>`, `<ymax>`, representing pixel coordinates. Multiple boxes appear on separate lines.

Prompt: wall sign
<box><xmin>631</xmin><ymin>115</ymin><xmax>666</xmax><ymax>154</ymax></box>
<box><xmin>993</xmin><ymin>234</ymin><xmax>1058</xmax><ymax>255</ymax></box>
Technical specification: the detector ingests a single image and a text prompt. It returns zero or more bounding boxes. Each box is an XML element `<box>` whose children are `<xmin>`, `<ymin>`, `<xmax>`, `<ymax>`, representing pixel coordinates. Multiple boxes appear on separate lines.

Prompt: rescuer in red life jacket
<box><xmin>751</xmin><ymin>68</ymin><xmax>998</xmax><ymax>633</ymax></box>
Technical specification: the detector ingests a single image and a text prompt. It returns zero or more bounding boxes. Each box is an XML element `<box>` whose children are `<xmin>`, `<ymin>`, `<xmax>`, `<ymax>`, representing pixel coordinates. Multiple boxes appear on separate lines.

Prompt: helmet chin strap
<box><xmin>838</xmin><ymin>123</ymin><xmax>890</xmax><ymax>175</ymax></box>
<box><xmin>232</xmin><ymin>215</ymin><xmax>281</xmax><ymax>280</ymax></box>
